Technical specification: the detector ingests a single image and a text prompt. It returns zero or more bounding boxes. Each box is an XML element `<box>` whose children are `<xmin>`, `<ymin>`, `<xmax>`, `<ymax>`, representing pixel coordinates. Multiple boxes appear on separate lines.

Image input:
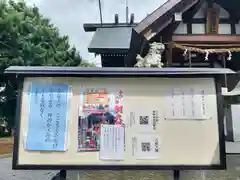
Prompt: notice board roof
<box><xmin>4</xmin><ymin>66</ymin><xmax>235</xmax><ymax>77</ymax></box>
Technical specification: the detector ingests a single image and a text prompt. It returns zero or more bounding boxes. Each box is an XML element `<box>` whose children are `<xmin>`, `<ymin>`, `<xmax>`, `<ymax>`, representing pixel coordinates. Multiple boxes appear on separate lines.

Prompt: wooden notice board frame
<box><xmin>4</xmin><ymin>66</ymin><xmax>233</xmax><ymax>170</ymax></box>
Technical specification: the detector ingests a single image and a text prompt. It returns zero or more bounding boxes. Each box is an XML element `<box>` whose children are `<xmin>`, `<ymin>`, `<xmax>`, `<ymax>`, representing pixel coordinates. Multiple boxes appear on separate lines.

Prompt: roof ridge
<box><xmin>135</xmin><ymin>0</ymin><xmax>182</xmax><ymax>33</ymax></box>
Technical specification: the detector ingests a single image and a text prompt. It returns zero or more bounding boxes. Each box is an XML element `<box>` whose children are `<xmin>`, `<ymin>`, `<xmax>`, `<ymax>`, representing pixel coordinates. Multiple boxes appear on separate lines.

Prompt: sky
<box><xmin>24</xmin><ymin>0</ymin><xmax>167</xmax><ymax>66</ymax></box>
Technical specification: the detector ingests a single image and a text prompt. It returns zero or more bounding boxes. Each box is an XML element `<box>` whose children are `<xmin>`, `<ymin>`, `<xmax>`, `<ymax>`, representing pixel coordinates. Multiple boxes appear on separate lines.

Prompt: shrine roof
<box><xmin>83</xmin><ymin>23</ymin><xmax>137</xmax><ymax>32</ymax></box>
<box><xmin>134</xmin><ymin>0</ymin><xmax>199</xmax><ymax>39</ymax></box>
<box><xmin>134</xmin><ymin>0</ymin><xmax>240</xmax><ymax>40</ymax></box>
<box><xmin>88</xmin><ymin>27</ymin><xmax>146</xmax><ymax>54</ymax></box>
<box><xmin>88</xmin><ymin>27</ymin><xmax>133</xmax><ymax>53</ymax></box>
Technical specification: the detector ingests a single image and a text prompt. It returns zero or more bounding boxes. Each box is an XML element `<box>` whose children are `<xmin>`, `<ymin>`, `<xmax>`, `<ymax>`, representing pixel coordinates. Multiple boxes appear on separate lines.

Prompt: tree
<box><xmin>0</xmin><ymin>0</ymin><xmax>95</xmax><ymax>131</ymax></box>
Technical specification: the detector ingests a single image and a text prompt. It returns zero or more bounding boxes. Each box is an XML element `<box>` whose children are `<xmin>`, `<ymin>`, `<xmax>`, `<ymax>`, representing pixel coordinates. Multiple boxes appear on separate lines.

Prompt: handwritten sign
<box><xmin>26</xmin><ymin>83</ymin><xmax>69</xmax><ymax>151</ymax></box>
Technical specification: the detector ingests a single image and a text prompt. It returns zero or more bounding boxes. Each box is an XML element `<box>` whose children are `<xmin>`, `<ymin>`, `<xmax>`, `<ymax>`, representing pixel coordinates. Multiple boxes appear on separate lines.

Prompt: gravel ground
<box><xmin>0</xmin><ymin>158</ymin><xmax>59</xmax><ymax>180</ymax></box>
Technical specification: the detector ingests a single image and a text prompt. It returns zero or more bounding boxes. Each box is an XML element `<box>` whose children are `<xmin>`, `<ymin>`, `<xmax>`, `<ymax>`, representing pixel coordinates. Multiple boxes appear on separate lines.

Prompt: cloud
<box><xmin>24</xmin><ymin>0</ymin><xmax>167</xmax><ymax>66</ymax></box>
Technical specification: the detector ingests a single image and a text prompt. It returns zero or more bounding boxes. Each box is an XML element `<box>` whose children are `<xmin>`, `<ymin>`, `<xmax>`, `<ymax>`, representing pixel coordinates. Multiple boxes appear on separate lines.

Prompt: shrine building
<box><xmin>84</xmin><ymin>0</ymin><xmax>240</xmax><ymax>70</ymax></box>
<box><xmin>83</xmin><ymin>0</ymin><xmax>240</xmax><ymax>179</ymax></box>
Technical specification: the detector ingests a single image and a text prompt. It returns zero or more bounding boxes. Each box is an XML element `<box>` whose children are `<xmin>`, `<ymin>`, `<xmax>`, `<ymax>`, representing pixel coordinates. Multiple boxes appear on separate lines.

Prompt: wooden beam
<box><xmin>83</xmin><ymin>23</ymin><xmax>137</xmax><ymax>32</ymax></box>
<box><xmin>207</xmin><ymin>0</ymin><xmax>213</xmax><ymax>8</ymax></box>
<box><xmin>231</xmin><ymin>22</ymin><xmax>236</xmax><ymax>34</ymax></box>
<box><xmin>183</xmin><ymin>0</ymin><xmax>205</xmax><ymax>21</ymax></box>
<box><xmin>227</xmin><ymin>4</ymin><xmax>238</xmax><ymax>35</ymax></box>
<box><xmin>139</xmin><ymin>0</ymin><xmax>199</xmax><ymax>40</ymax></box>
<box><xmin>172</xmin><ymin>35</ymin><xmax>240</xmax><ymax>43</ymax></box>
<box><xmin>145</xmin><ymin>19</ymin><xmax>172</xmax><ymax>40</ymax></box>
<box><xmin>160</xmin><ymin>20</ymin><xmax>182</xmax><ymax>41</ymax></box>
<box><xmin>182</xmin><ymin>0</ymin><xmax>205</xmax><ymax>36</ymax></box>
<box><xmin>135</xmin><ymin>0</ymin><xmax>182</xmax><ymax>33</ymax></box>
<box><xmin>166</xmin><ymin>42</ymin><xmax>173</xmax><ymax>67</ymax></box>
<box><xmin>206</xmin><ymin>2</ymin><xmax>220</xmax><ymax>34</ymax></box>
<box><xmin>187</xmin><ymin>23</ymin><xmax>192</xmax><ymax>34</ymax></box>
<box><xmin>184</xmin><ymin>18</ymin><xmax>238</xmax><ymax>24</ymax></box>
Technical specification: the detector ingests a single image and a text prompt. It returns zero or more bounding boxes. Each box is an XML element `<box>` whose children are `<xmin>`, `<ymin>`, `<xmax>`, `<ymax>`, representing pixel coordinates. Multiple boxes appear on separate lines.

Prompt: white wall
<box><xmin>218</xmin><ymin>24</ymin><xmax>231</xmax><ymax>34</ymax></box>
<box><xmin>174</xmin><ymin>23</ymin><xmax>187</xmax><ymax>34</ymax></box>
<box><xmin>192</xmin><ymin>24</ymin><xmax>205</xmax><ymax>34</ymax></box>
<box><xmin>235</xmin><ymin>23</ymin><xmax>240</xmax><ymax>34</ymax></box>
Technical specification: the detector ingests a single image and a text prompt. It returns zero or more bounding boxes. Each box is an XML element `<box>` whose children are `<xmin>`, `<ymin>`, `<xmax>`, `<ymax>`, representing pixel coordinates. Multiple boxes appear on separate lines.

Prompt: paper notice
<box><xmin>129</xmin><ymin>108</ymin><xmax>160</xmax><ymax>132</ymax></box>
<box><xmin>26</xmin><ymin>83</ymin><xmax>70</xmax><ymax>151</ymax></box>
<box><xmin>131</xmin><ymin>134</ymin><xmax>161</xmax><ymax>160</ymax></box>
<box><xmin>100</xmin><ymin>124</ymin><xmax>124</xmax><ymax>160</ymax></box>
<box><xmin>165</xmin><ymin>87</ymin><xmax>209</xmax><ymax>120</ymax></box>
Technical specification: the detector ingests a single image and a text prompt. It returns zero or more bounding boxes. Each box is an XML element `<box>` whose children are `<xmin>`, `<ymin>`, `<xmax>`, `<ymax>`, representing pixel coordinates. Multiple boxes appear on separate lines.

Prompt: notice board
<box><xmin>12</xmin><ymin>74</ymin><xmax>225</xmax><ymax>170</ymax></box>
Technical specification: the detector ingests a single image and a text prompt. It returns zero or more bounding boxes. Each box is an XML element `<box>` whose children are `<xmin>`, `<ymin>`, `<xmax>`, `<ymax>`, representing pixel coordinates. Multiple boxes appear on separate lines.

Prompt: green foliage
<box><xmin>0</xmin><ymin>0</ymin><xmax>95</xmax><ymax>129</ymax></box>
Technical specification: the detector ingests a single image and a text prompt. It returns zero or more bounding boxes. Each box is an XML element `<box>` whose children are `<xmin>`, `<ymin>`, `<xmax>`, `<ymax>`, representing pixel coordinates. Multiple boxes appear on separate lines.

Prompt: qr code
<box><xmin>139</xmin><ymin>116</ymin><xmax>149</xmax><ymax>125</ymax></box>
<box><xmin>141</xmin><ymin>142</ymin><xmax>151</xmax><ymax>152</ymax></box>
<box><xmin>155</xmin><ymin>138</ymin><xmax>159</xmax><ymax>152</ymax></box>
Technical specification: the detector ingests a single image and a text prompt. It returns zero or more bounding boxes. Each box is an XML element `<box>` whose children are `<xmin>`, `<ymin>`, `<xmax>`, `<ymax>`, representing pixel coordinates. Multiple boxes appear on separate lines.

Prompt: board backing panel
<box><xmin>13</xmin><ymin>77</ymin><xmax>225</xmax><ymax>170</ymax></box>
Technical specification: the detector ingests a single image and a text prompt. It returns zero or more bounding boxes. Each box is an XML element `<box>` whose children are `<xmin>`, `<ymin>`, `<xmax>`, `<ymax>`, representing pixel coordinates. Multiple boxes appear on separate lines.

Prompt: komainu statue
<box><xmin>134</xmin><ymin>42</ymin><xmax>165</xmax><ymax>68</ymax></box>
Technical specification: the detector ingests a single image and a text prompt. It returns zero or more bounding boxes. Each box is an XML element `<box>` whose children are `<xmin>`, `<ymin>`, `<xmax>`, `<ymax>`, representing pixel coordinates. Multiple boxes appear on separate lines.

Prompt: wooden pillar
<box><xmin>222</xmin><ymin>53</ymin><xmax>228</xmax><ymax>88</ymax></box>
<box><xmin>174</xmin><ymin>170</ymin><xmax>180</xmax><ymax>180</ymax></box>
<box><xmin>206</xmin><ymin>0</ymin><xmax>219</xmax><ymax>34</ymax></box>
<box><xmin>60</xmin><ymin>170</ymin><xmax>66</xmax><ymax>180</ymax></box>
<box><xmin>166</xmin><ymin>42</ymin><xmax>173</xmax><ymax>67</ymax></box>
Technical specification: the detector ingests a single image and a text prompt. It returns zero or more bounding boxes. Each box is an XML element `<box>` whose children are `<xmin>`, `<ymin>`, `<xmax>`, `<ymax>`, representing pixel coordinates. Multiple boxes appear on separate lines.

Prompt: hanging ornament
<box><xmin>204</xmin><ymin>51</ymin><xmax>209</xmax><ymax>61</ymax></box>
<box><xmin>227</xmin><ymin>50</ymin><xmax>232</xmax><ymax>61</ymax></box>
<box><xmin>183</xmin><ymin>49</ymin><xmax>188</xmax><ymax>57</ymax></box>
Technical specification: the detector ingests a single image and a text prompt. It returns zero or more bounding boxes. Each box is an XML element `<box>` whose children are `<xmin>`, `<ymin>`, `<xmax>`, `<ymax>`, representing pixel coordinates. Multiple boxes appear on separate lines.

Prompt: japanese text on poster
<box><xmin>100</xmin><ymin>124</ymin><xmax>124</xmax><ymax>160</ymax></box>
<box><xmin>78</xmin><ymin>88</ymin><xmax>124</xmax><ymax>152</ymax></box>
<box><xmin>131</xmin><ymin>134</ymin><xmax>161</xmax><ymax>160</ymax></box>
<box><xmin>164</xmin><ymin>87</ymin><xmax>208</xmax><ymax>120</ymax></box>
<box><xmin>26</xmin><ymin>83</ymin><xmax>69</xmax><ymax>151</ymax></box>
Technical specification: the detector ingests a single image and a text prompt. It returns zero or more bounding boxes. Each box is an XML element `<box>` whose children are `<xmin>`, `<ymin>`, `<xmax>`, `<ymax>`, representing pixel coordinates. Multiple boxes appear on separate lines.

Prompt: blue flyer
<box><xmin>26</xmin><ymin>83</ymin><xmax>69</xmax><ymax>151</ymax></box>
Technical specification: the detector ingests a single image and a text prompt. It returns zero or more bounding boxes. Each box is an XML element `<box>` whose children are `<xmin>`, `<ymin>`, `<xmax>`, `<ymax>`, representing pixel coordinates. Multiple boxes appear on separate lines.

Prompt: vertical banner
<box><xmin>26</xmin><ymin>83</ymin><xmax>69</xmax><ymax>151</ymax></box>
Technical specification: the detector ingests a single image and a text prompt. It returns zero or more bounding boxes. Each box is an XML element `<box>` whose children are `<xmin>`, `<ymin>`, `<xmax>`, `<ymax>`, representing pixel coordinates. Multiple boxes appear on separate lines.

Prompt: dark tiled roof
<box><xmin>83</xmin><ymin>23</ymin><xmax>137</xmax><ymax>32</ymax></box>
<box><xmin>88</xmin><ymin>27</ymin><xmax>133</xmax><ymax>53</ymax></box>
